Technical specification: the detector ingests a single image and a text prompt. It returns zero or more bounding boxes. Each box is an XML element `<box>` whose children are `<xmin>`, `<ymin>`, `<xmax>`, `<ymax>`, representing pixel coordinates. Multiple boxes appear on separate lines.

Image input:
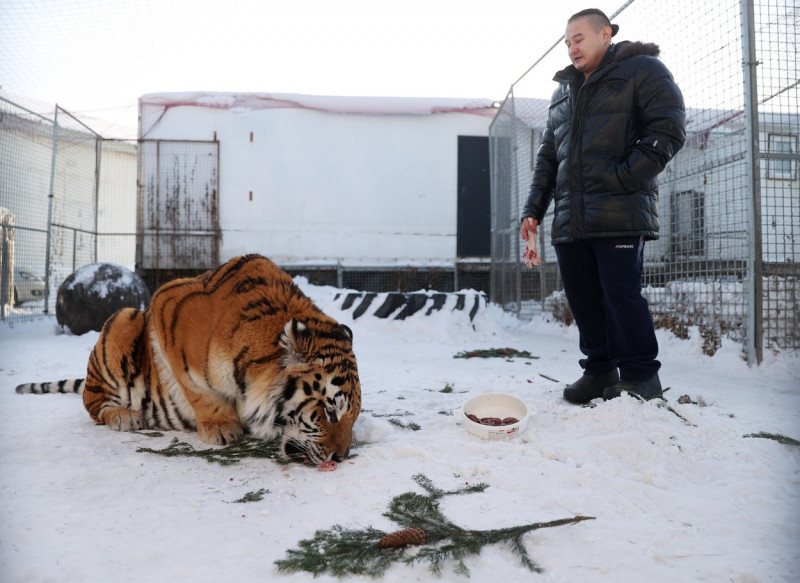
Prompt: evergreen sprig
<box><xmin>454</xmin><ymin>347</ymin><xmax>539</xmax><ymax>360</ymax></box>
<box><xmin>275</xmin><ymin>473</ymin><xmax>594</xmax><ymax>578</ymax></box>
<box><xmin>413</xmin><ymin>473</ymin><xmax>488</xmax><ymax>499</ymax></box>
<box><xmin>137</xmin><ymin>436</ymin><xmax>290</xmax><ymax>466</ymax></box>
<box><xmin>388</xmin><ymin>418</ymin><xmax>422</xmax><ymax>431</ymax></box>
<box><xmin>233</xmin><ymin>488</ymin><xmax>270</xmax><ymax>503</ymax></box>
<box><xmin>744</xmin><ymin>432</ymin><xmax>800</xmax><ymax>447</ymax></box>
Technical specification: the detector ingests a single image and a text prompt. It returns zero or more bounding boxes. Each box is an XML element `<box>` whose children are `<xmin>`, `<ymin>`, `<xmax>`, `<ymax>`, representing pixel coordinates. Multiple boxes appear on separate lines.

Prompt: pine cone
<box><xmin>377</xmin><ymin>527</ymin><xmax>428</xmax><ymax>548</ymax></box>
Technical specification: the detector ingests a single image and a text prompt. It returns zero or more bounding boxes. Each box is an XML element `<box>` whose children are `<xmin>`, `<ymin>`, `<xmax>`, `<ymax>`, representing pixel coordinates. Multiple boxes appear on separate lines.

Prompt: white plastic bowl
<box><xmin>461</xmin><ymin>393</ymin><xmax>531</xmax><ymax>440</ymax></box>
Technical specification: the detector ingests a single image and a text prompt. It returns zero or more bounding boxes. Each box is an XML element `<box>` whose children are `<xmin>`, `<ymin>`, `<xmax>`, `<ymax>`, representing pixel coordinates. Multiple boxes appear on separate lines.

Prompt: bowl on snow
<box><xmin>461</xmin><ymin>393</ymin><xmax>530</xmax><ymax>440</ymax></box>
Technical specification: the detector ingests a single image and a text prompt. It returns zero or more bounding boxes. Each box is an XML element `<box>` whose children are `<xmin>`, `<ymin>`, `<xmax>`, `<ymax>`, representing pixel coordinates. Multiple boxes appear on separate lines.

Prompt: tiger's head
<box><xmin>263</xmin><ymin>317</ymin><xmax>361</xmax><ymax>466</ymax></box>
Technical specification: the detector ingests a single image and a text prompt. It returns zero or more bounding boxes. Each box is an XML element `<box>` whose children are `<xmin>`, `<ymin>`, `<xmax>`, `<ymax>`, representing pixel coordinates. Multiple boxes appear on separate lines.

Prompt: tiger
<box><xmin>15</xmin><ymin>254</ymin><xmax>361</xmax><ymax>466</ymax></box>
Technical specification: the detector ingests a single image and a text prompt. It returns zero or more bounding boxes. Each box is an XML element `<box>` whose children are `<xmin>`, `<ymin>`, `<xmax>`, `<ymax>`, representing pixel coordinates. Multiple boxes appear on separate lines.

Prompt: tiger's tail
<box><xmin>15</xmin><ymin>379</ymin><xmax>86</xmax><ymax>395</ymax></box>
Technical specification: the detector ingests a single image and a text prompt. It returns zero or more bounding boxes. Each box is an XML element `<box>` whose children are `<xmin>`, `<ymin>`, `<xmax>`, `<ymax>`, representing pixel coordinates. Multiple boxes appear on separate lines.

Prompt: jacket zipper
<box><xmin>573</xmin><ymin>82</ymin><xmax>587</xmax><ymax>238</ymax></box>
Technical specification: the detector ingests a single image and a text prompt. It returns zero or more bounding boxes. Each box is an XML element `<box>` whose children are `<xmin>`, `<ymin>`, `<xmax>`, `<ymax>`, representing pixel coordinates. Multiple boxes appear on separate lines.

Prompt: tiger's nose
<box><xmin>331</xmin><ymin>447</ymin><xmax>350</xmax><ymax>463</ymax></box>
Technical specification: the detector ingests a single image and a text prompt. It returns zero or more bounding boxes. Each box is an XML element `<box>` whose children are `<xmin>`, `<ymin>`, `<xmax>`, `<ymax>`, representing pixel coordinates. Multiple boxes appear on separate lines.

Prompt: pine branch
<box><xmin>412</xmin><ymin>473</ymin><xmax>489</xmax><ymax>499</ymax></box>
<box><xmin>137</xmin><ymin>436</ymin><xmax>291</xmax><ymax>466</ymax></box>
<box><xmin>388</xmin><ymin>418</ymin><xmax>422</xmax><ymax>431</ymax></box>
<box><xmin>410</xmin><ymin>516</ymin><xmax>595</xmax><ymax>577</ymax></box>
<box><xmin>277</xmin><ymin>524</ymin><xmax>403</xmax><ymax>578</ymax></box>
<box><xmin>385</xmin><ymin>492</ymin><xmax>462</xmax><ymax>533</ymax></box>
<box><xmin>275</xmin><ymin>474</ymin><xmax>594</xmax><ymax>578</ymax></box>
<box><xmin>538</xmin><ymin>373</ymin><xmax>560</xmax><ymax>383</ymax></box>
<box><xmin>744</xmin><ymin>432</ymin><xmax>800</xmax><ymax>447</ymax></box>
<box><xmin>454</xmin><ymin>347</ymin><xmax>539</xmax><ymax>360</ymax></box>
<box><xmin>509</xmin><ymin>533</ymin><xmax>540</xmax><ymax>573</ymax></box>
<box><xmin>132</xmin><ymin>430</ymin><xmax>165</xmax><ymax>437</ymax></box>
<box><xmin>232</xmin><ymin>488</ymin><xmax>270</xmax><ymax>503</ymax></box>
<box><xmin>655</xmin><ymin>400</ymin><xmax>696</xmax><ymax>426</ymax></box>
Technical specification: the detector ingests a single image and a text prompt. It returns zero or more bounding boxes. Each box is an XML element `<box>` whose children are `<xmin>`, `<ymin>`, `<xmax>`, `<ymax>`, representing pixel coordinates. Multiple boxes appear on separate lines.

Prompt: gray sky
<box><xmin>0</xmin><ymin>0</ymin><xmax>616</xmax><ymax>137</ymax></box>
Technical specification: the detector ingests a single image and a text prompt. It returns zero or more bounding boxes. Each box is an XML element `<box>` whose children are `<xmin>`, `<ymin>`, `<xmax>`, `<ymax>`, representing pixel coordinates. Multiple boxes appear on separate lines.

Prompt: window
<box><xmin>670</xmin><ymin>189</ymin><xmax>705</xmax><ymax>256</ymax></box>
<box><xmin>767</xmin><ymin>134</ymin><xmax>797</xmax><ymax>180</ymax></box>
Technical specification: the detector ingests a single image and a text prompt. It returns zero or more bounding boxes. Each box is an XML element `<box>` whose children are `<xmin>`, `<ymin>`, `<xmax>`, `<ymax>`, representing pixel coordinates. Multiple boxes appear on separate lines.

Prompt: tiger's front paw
<box><xmin>101</xmin><ymin>407</ymin><xmax>142</xmax><ymax>432</ymax></box>
<box><xmin>197</xmin><ymin>420</ymin><xmax>244</xmax><ymax>446</ymax></box>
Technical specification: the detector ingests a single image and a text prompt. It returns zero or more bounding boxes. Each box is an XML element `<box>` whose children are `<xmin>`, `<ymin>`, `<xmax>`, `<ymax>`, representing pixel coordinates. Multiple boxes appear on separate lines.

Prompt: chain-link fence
<box><xmin>1</xmin><ymin>106</ymin><xmax>488</xmax><ymax>324</ymax></box>
<box><xmin>4</xmin><ymin>0</ymin><xmax>798</xmax><ymax>361</ymax></box>
<box><xmin>280</xmin><ymin>263</ymin><xmax>489</xmax><ymax>293</ymax></box>
<box><xmin>0</xmin><ymin>98</ymin><xmax>51</xmax><ymax>318</ymax></box>
<box><xmin>489</xmin><ymin>0</ymin><xmax>799</xmax><ymax>363</ymax></box>
<box><xmin>0</xmin><ymin>96</ymin><xmax>137</xmax><ymax>322</ymax></box>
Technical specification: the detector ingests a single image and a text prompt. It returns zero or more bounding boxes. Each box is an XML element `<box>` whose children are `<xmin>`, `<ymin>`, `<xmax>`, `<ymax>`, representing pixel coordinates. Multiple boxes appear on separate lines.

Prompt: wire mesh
<box><xmin>1</xmin><ymin>1</ymin><xmax>796</xmax><ymax>359</ymax></box>
<box><xmin>0</xmin><ymin>99</ymin><xmax>136</xmax><ymax>322</ymax></box>
<box><xmin>754</xmin><ymin>0</ymin><xmax>800</xmax><ymax>350</ymax></box>
<box><xmin>49</xmin><ymin>107</ymin><xmax>102</xmax><ymax>283</ymax></box>
<box><xmin>0</xmin><ymin>97</ymin><xmax>54</xmax><ymax>319</ymax></box>
<box><xmin>489</xmin><ymin>0</ymin><xmax>799</xmax><ymax>359</ymax></box>
<box><xmin>97</xmin><ymin>140</ymin><xmax>138</xmax><ymax>267</ymax></box>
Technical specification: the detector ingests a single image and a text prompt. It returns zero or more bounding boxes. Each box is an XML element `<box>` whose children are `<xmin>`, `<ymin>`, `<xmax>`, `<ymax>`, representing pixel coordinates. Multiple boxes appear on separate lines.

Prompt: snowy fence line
<box><xmin>488</xmin><ymin>0</ymin><xmax>799</xmax><ymax>362</ymax></box>
<box><xmin>2</xmin><ymin>1</ymin><xmax>797</xmax><ymax>365</ymax></box>
<box><xmin>0</xmin><ymin>96</ymin><xmax>137</xmax><ymax>322</ymax></box>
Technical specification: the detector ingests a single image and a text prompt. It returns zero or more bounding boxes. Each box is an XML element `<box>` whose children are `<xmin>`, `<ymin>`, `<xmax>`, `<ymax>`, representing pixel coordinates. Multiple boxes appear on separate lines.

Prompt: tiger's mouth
<box><xmin>284</xmin><ymin>438</ymin><xmax>323</xmax><ymax>466</ymax></box>
<box><xmin>284</xmin><ymin>437</ymin><xmax>348</xmax><ymax>467</ymax></box>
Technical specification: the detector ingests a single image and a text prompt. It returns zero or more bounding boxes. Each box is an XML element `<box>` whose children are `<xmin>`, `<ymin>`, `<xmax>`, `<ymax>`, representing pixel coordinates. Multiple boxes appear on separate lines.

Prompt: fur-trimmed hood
<box><xmin>614</xmin><ymin>41</ymin><xmax>660</xmax><ymax>61</ymax></box>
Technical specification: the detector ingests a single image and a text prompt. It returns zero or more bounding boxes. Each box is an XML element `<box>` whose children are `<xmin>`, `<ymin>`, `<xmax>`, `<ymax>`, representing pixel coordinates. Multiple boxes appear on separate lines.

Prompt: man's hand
<box><xmin>520</xmin><ymin>217</ymin><xmax>541</xmax><ymax>267</ymax></box>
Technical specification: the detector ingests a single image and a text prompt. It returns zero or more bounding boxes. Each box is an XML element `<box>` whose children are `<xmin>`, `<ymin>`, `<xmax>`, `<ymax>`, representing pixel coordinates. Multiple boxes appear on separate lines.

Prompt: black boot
<box><xmin>603</xmin><ymin>373</ymin><xmax>663</xmax><ymax>401</ymax></box>
<box><xmin>563</xmin><ymin>370</ymin><xmax>619</xmax><ymax>404</ymax></box>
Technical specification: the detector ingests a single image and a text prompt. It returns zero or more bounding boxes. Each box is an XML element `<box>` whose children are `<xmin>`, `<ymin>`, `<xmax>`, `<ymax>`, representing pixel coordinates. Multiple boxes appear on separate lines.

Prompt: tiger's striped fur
<box><xmin>15</xmin><ymin>255</ymin><xmax>361</xmax><ymax>465</ymax></box>
<box><xmin>16</xmin><ymin>379</ymin><xmax>85</xmax><ymax>394</ymax></box>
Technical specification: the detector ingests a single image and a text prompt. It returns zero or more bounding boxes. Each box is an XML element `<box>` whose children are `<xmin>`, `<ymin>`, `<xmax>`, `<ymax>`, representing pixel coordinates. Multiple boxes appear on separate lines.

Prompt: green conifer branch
<box><xmin>388</xmin><ymin>418</ymin><xmax>422</xmax><ymax>431</ymax></box>
<box><xmin>386</xmin><ymin>492</ymin><xmax>466</xmax><ymax>537</ymax></box>
<box><xmin>453</xmin><ymin>347</ymin><xmax>539</xmax><ymax>360</ymax></box>
<box><xmin>275</xmin><ymin>474</ymin><xmax>594</xmax><ymax>578</ymax></box>
<box><xmin>411</xmin><ymin>473</ymin><xmax>489</xmax><ymax>499</ymax></box>
<box><xmin>137</xmin><ymin>436</ymin><xmax>365</xmax><ymax>465</ymax></box>
<box><xmin>744</xmin><ymin>432</ymin><xmax>800</xmax><ymax>446</ymax></box>
<box><xmin>233</xmin><ymin>488</ymin><xmax>270</xmax><ymax>503</ymax></box>
<box><xmin>137</xmin><ymin>436</ymin><xmax>291</xmax><ymax>466</ymax></box>
<box><xmin>279</xmin><ymin>524</ymin><xmax>405</xmax><ymax>577</ymax></box>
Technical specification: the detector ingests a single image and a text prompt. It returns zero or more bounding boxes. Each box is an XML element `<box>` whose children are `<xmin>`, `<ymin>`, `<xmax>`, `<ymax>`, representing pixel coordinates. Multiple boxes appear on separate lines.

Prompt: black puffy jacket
<box><xmin>522</xmin><ymin>41</ymin><xmax>686</xmax><ymax>243</ymax></box>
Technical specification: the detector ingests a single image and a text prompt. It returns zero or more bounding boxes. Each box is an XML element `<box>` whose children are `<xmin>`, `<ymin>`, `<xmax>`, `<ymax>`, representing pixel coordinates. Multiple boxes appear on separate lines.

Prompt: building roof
<box><xmin>139</xmin><ymin>91</ymin><xmax>499</xmax><ymax>136</ymax></box>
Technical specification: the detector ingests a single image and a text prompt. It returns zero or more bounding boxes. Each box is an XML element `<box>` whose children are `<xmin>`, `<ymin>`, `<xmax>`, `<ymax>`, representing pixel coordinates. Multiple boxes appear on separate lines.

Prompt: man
<box><xmin>520</xmin><ymin>8</ymin><xmax>685</xmax><ymax>404</ymax></box>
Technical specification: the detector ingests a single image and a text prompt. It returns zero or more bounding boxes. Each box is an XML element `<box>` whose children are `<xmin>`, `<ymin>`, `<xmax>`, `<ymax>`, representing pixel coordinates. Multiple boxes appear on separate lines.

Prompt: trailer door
<box><xmin>136</xmin><ymin>140</ymin><xmax>220</xmax><ymax>289</ymax></box>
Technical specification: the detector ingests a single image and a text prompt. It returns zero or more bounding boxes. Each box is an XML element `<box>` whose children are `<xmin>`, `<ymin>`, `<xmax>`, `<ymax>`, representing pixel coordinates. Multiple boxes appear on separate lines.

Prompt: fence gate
<box><xmin>136</xmin><ymin>140</ymin><xmax>220</xmax><ymax>290</ymax></box>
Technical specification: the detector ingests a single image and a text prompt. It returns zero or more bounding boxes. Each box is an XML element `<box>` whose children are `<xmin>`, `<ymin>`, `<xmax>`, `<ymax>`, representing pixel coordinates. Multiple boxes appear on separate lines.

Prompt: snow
<box><xmin>66</xmin><ymin>263</ymin><xmax>138</xmax><ymax>301</ymax></box>
<box><xmin>139</xmin><ymin>91</ymin><xmax>498</xmax><ymax>117</ymax></box>
<box><xmin>139</xmin><ymin>91</ymin><xmax>498</xmax><ymax>139</ymax></box>
<box><xmin>1</xmin><ymin>280</ymin><xmax>799</xmax><ymax>583</ymax></box>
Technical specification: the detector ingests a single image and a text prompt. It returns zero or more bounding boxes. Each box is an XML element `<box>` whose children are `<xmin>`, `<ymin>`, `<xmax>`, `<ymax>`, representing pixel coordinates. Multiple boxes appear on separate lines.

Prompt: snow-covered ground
<box><xmin>1</xmin><ymin>280</ymin><xmax>798</xmax><ymax>583</ymax></box>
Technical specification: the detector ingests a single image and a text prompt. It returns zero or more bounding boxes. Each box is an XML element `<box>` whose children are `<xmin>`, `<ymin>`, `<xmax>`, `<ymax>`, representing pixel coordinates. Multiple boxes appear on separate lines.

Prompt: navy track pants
<box><xmin>554</xmin><ymin>236</ymin><xmax>660</xmax><ymax>382</ymax></box>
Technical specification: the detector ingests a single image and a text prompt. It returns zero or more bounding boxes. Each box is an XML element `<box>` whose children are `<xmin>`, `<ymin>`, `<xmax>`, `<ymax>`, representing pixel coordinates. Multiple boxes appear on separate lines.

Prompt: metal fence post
<box><xmin>94</xmin><ymin>136</ymin><xmax>102</xmax><ymax>262</ymax></box>
<box><xmin>509</xmin><ymin>88</ymin><xmax>522</xmax><ymax>318</ymax></box>
<box><xmin>43</xmin><ymin>106</ymin><xmax>60</xmax><ymax>314</ymax></box>
<box><xmin>1</xmin><ymin>223</ymin><xmax>7</xmax><ymax>319</ymax></box>
<box><xmin>71</xmin><ymin>228</ymin><xmax>77</xmax><ymax>273</ymax></box>
<box><xmin>741</xmin><ymin>0</ymin><xmax>764</xmax><ymax>365</ymax></box>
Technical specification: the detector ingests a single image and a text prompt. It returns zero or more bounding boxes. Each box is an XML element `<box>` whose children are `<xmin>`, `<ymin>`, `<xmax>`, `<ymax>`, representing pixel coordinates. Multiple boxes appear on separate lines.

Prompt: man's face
<box><xmin>565</xmin><ymin>17</ymin><xmax>611</xmax><ymax>78</ymax></box>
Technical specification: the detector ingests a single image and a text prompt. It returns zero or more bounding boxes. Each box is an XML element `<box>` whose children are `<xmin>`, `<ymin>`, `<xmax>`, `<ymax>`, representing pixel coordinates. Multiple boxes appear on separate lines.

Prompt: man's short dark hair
<box><xmin>569</xmin><ymin>8</ymin><xmax>619</xmax><ymax>37</ymax></box>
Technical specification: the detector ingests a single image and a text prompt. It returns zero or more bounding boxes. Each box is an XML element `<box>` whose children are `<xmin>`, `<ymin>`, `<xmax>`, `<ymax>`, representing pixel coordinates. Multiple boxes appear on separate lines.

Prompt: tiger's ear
<box><xmin>341</xmin><ymin>324</ymin><xmax>353</xmax><ymax>341</ymax></box>
<box><xmin>281</xmin><ymin>318</ymin><xmax>310</xmax><ymax>364</ymax></box>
